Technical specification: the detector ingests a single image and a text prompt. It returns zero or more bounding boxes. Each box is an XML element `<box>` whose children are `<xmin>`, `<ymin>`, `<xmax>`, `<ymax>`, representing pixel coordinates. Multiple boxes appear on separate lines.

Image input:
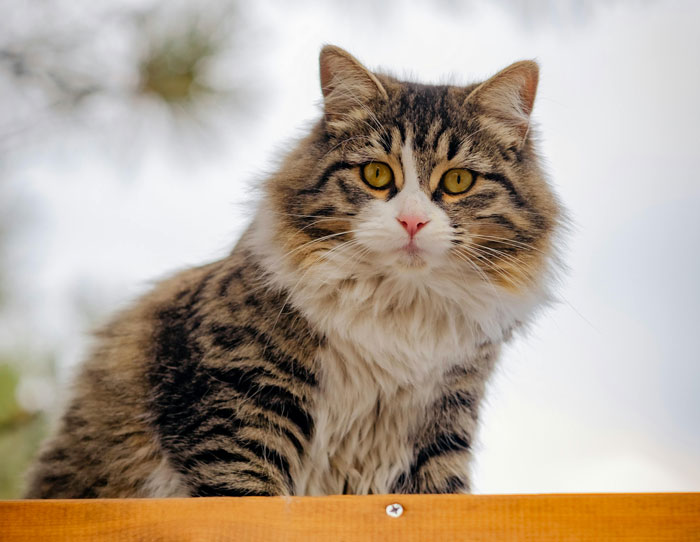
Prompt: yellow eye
<box><xmin>441</xmin><ymin>168</ymin><xmax>474</xmax><ymax>195</ymax></box>
<box><xmin>361</xmin><ymin>162</ymin><xmax>394</xmax><ymax>189</ymax></box>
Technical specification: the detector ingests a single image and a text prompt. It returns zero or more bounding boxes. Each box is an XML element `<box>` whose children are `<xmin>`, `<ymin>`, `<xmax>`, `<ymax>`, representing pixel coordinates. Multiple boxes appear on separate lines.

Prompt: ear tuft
<box><xmin>319</xmin><ymin>45</ymin><xmax>387</xmax><ymax>121</ymax></box>
<box><xmin>466</xmin><ymin>60</ymin><xmax>539</xmax><ymax>143</ymax></box>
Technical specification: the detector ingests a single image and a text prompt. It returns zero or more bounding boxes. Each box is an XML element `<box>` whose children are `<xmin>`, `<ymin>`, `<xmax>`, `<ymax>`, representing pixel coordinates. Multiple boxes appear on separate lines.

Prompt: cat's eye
<box><xmin>361</xmin><ymin>162</ymin><xmax>394</xmax><ymax>189</ymax></box>
<box><xmin>441</xmin><ymin>168</ymin><xmax>474</xmax><ymax>195</ymax></box>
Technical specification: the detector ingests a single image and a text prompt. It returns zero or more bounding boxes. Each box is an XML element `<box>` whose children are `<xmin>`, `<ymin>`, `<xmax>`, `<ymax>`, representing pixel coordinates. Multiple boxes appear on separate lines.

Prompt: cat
<box><xmin>25</xmin><ymin>45</ymin><xmax>562</xmax><ymax>498</ymax></box>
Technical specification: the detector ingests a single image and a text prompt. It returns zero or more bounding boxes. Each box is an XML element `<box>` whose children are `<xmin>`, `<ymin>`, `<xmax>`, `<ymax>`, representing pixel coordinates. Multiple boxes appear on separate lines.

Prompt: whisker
<box><xmin>276</xmin><ymin>229</ymin><xmax>362</xmax><ymax>262</ymax></box>
<box><xmin>468</xmin><ymin>233</ymin><xmax>546</xmax><ymax>255</ymax></box>
<box><xmin>454</xmin><ymin>245</ymin><xmax>522</xmax><ymax>288</ymax></box>
<box><xmin>467</xmin><ymin>242</ymin><xmax>534</xmax><ymax>274</ymax></box>
<box><xmin>450</xmin><ymin>249</ymin><xmax>502</xmax><ymax>300</ymax></box>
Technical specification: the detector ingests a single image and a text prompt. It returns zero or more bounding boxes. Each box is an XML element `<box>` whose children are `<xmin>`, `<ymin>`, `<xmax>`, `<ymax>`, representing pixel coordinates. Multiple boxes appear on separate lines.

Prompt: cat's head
<box><xmin>255</xmin><ymin>45</ymin><xmax>561</xmax><ymax>317</ymax></box>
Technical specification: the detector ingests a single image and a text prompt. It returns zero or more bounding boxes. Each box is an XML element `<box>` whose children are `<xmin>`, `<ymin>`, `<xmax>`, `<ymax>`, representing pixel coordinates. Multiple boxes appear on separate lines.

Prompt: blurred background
<box><xmin>1</xmin><ymin>0</ymin><xmax>698</xmax><ymax>498</ymax></box>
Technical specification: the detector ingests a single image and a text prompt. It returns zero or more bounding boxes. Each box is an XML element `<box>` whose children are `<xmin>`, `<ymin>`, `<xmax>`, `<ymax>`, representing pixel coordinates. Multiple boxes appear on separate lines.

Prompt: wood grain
<box><xmin>1</xmin><ymin>493</ymin><xmax>698</xmax><ymax>541</ymax></box>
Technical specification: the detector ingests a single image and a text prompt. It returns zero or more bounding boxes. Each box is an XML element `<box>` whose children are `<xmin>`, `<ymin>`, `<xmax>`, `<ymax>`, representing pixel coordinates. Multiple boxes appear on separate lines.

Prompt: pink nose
<box><xmin>397</xmin><ymin>215</ymin><xmax>429</xmax><ymax>238</ymax></box>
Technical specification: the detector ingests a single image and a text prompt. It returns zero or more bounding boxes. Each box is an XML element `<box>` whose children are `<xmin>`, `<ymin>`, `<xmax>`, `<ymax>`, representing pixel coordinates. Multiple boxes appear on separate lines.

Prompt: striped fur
<box><xmin>24</xmin><ymin>46</ymin><xmax>562</xmax><ymax>498</ymax></box>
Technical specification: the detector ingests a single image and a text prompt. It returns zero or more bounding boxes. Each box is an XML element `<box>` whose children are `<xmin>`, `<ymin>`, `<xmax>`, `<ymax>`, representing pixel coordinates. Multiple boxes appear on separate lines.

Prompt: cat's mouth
<box><xmin>402</xmin><ymin>240</ymin><xmax>421</xmax><ymax>254</ymax></box>
<box><xmin>397</xmin><ymin>241</ymin><xmax>428</xmax><ymax>268</ymax></box>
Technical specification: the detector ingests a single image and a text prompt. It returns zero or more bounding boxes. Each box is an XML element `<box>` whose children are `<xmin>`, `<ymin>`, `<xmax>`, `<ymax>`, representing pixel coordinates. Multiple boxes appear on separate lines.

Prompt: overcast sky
<box><xmin>4</xmin><ymin>0</ymin><xmax>699</xmax><ymax>493</ymax></box>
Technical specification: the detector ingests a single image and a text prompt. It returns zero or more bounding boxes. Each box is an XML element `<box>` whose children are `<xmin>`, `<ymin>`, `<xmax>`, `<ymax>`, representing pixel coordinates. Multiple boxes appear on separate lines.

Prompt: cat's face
<box><xmin>265</xmin><ymin>46</ymin><xmax>560</xmax><ymax>297</ymax></box>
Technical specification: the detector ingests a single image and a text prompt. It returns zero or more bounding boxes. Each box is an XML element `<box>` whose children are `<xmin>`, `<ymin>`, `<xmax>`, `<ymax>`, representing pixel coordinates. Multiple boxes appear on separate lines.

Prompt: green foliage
<box><xmin>0</xmin><ymin>364</ymin><xmax>48</xmax><ymax>499</ymax></box>
<box><xmin>139</xmin><ymin>28</ymin><xmax>217</xmax><ymax>104</ymax></box>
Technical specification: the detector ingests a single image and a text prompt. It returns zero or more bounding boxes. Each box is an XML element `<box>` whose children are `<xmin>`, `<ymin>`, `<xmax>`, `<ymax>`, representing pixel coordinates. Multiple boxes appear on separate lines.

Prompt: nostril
<box><xmin>397</xmin><ymin>216</ymin><xmax>430</xmax><ymax>237</ymax></box>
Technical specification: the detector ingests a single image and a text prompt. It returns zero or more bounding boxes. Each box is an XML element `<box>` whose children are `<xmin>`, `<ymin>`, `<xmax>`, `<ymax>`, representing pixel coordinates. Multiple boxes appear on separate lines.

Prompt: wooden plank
<box><xmin>1</xmin><ymin>493</ymin><xmax>698</xmax><ymax>541</ymax></box>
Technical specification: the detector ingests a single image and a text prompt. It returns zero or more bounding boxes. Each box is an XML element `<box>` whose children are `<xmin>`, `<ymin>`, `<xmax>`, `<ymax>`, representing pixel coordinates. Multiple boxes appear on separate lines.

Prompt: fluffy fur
<box><xmin>25</xmin><ymin>45</ymin><xmax>562</xmax><ymax>498</ymax></box>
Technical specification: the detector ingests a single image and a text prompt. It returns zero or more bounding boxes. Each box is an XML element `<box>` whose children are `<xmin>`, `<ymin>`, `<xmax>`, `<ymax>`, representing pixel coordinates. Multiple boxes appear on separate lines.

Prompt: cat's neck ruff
<box><xmin>248</xmin><ymin>211</ymin><xmax>549</xmax><ymax>387</ymax></box>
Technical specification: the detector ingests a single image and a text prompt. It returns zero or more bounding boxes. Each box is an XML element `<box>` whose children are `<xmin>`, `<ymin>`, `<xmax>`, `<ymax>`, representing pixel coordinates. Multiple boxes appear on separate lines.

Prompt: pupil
<box><xmin>457</xmin><ymin>175</ymin><xmax>461</xmax><ymax>184</ymax></box>
<box><xmin>375</xmin><ymin>167</ymin><xmax>380</xmax><ymax>177</ymax></box>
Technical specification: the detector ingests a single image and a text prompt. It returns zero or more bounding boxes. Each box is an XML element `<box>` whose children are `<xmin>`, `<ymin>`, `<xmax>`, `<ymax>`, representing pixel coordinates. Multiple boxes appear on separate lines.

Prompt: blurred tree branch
<box><xmin>0</xmin><ymin>0</ymin><xmax>252</xmax><ymax>154</ymax></box>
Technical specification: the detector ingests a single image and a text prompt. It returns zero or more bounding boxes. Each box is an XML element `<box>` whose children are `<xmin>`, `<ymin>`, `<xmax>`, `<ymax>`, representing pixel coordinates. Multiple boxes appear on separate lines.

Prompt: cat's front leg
<box><xmin>152</xmin><ymin>359</ymin><xmax>313</xmax><ymax>498</ymax></box>
<box><xmin>157</xmin><ymin>391</ymin><xmax>310</xmax><ymax>498</ymax></box>
<box><xmin>391</xmin><ymin>429</ymin><xmax>474</xmax><ymax>494</ymax></box>
<box><xmin>391</xmin><ymin>362</ymin><xmax>491</xmax><ymax>494</ymax></box>
<box><xmin>180</xmin><ymin>442</ymin><xmax>295</xmax><ymax>497</ymax></box>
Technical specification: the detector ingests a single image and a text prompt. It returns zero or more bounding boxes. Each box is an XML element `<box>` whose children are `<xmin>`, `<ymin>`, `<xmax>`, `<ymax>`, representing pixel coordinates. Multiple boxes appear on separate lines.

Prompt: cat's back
<box><xmin>25</xmin><ymin>241</ymin><xmax>322</xmax><ymax>498</ymax></box>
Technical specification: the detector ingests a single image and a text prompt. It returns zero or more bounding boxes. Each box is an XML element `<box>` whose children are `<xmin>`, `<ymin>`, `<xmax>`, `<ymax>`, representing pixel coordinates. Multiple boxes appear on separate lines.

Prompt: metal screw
<box><xmin>386</xmin><ymin>503</ymin><xmax>404</xmax><ymax>518</ymax></box>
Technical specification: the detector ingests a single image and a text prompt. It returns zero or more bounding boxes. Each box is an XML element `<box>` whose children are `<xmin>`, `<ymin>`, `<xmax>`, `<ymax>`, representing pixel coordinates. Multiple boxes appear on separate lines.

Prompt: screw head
<box><xmin>386</xmin><ymin>502</ymin><xmax>404</xmax><ymax>518</ymax></box>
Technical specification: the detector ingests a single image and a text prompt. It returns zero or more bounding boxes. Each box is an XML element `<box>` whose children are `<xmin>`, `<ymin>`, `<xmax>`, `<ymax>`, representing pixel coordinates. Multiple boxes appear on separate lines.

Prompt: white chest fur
<box><xmin>294</xmin><ymin>340</ymin><xmax>446</xmax><ymax>495</ymax></box>
<box><xmin>290</xmin><ymin>273</ymin><xmax>504</xmax><ymax>496</ymax></box>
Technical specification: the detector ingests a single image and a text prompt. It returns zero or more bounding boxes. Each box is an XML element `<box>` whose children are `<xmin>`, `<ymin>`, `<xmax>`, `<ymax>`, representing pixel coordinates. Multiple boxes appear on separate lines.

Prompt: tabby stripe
<box><xmin>459</xmin><ymin>190</ymin><xmax>499</xmax><ymax>210</ymax></box>
<box><xmin>441</xmin><ymin>390</ymin><xmax>475</xmax><ymax>412</ymax></box>
<box><xmin>414</xmin><ymin>127</ymin><xmax>426</xmax><ymax>150</ymax></box>
<box><xmin>179</xmin><ymin>427</ymin><xmax>294</xmax><ymax>491</ymax></box>
<box><xmin>77</xmin><ymin>487</ymin><xmax>98</xmax><ymax>498</ymax></box>
<box><xmin>390</xmin><ymin>471</ymin><xmax>410</xmax><ymax>493</ymax></box>
<box><xmin>217</xmin><ymin>266</ymin><xmax>243</xmax><ymax>297</ymax></box>
<box><xmin>297</xmin><ymin>161</ymin><xmax>354</xmax><ymax>195</ymax></box>
<box><xmin>183</xmin><ymin>451</ymin><xmax>277</xmax><ymax>487</ymax></box>
<box><xmin>182</xmin><ymin>448</ymin><xmax>250</xmax><ymax>470</ymax></box>
<box><xmin>412</xmin><ymin>433</ymin><xmax>470</xmax><ymax>474</ymax></box>
<box><xmin>178</xmin><ymin>408</ymin><xmax>243</xmax><ymax>442</ymax></box>
<box><xmin>92</xmin><ymin>477</ymin><xmax>109</xmax><ymax>489</ymax></box>
<box><xmin>237</xmin><ymin>468</ymin><xmax>278</xmax><ymax>484</ymax></box>
<box><xmin>443</xmin><ymin>475</ymin><xmax>467</xmax><ymax>493</ymax></box>
<box><xmin>309</xmin><ymin>205</ymin><xmax>338</xmax><ymax>218</ymax></box>
<box><xmin>208</xmin><ymin>324</ymin><xmax>317</xmax><ymax>385</ymax></box>
<box><xmin>379</xmin><ymin>133</ymin><xmax>392</xmax><ymax>154</ymax></box>
<box><xmin>193</xmin><ymin>483</ymin><xmax>272</xmax><ymax>497</ymax></box>
<box><xmin>180</xmin><ymin>268</ymin><xmax>217</xmax><ymax>308</ymax></box>
<box><xmin>482</xmin><ymin>172</ymin><xmax>527</xmax><ymax>208</ymax></box>
<box><xmin>474</xmin><ymin>213</ymin><xmax>536</xmax><ymax>244</ymax></box>
<box><xmin>302</xmin><ymin>226</ymin><xmax>341</xmax><ymax>239</ymax></box>
<box><xmin>475</xmin><ymin>213</ymin><xmax>520</xmax><ymax>232</ymax></box>
<box><xmin>191</xmin><ymin>415</ymin><xmax>305</xmax><ymax>455</ymax></box>
<box><xmin>287</xmin><ymin>211</ymin><xmax>335</xmax><ymax>238</ymax></box>
<box><xmin>498</xmin><ymin>145</ymin><xmax>522</xmax><ymax>162</ymax></box>
<box><xmin>432</xmin><ymin>128</ymin><xmax>444</xmax><ymax>152</ymax></box>
<box><xmin>41</xmin><ymin>448</ymin><xmax>68</xmax><ymax>462</ymax></box>
<box><xmin>41</xmin><ymin>473</ymin><xmax>74</xmax><ymax>485</ymax></box>
<box><xmin>337</xmin><ymin>178</ymin><xmax>371</xmax><ymax>206</ymax></box>
<box><xmin>269</xmin><ymin>423</ymin><xmax>305</xmax><ymax>454</ymax></box>
<box><xmin>447</xmin><ymin>134</ymin><xmax>461</xmax><ymax>160</ymax></box>
<box><xmin>236</xmin><ymin>438</ymin><xmax>292</xmax><ymax>488</ymax></box>
<box><xmin>498</xmin><ymin>146</ymin><xmax>519</xmax><ymax>162</ymax></box>
<box><xmin>243</xmin><ymin>293</ymin><xmax>261</xmax><ymax>307</ymax></box>
<box><xmin>205</xmin><ymin>366</ymin><xmax>314</xmax><ymax>439</ymax></box>
<box><xmin>396</xmin><ymin>122</ymin><xmax>406</xmax><ymax>144</ymax></box>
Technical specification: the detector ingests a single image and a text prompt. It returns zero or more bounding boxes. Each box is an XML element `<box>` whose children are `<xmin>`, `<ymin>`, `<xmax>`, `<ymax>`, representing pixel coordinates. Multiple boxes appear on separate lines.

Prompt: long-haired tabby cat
<box><xmin>25</xmin><ymin>45</ymin><xmax>561</xmax><ymax>498</ymax></box>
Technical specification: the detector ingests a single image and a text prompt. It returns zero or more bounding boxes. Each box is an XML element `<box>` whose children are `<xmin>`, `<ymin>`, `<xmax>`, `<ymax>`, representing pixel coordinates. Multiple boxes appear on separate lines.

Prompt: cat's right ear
<box><xmin>319</xmin><ymin>45</ymin><xmax>388</xmax><ymax>123</ymax></box>
<box><xmin>465</xmin><ymin>60</ymin><xmax>539</xmax><ymax>147</ymax></box>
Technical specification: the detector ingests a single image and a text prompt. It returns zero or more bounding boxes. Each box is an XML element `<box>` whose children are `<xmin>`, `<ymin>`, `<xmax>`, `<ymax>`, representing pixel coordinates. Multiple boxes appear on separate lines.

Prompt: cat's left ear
<box><xmin>319</xmin><ymin>45</ymin><xmax>388</xmax><ymax>122</ymax></box>
<box><xmin>465</xmin><ymin>60</ymin><xmax>539</xmax><ymax>147</ymax></box>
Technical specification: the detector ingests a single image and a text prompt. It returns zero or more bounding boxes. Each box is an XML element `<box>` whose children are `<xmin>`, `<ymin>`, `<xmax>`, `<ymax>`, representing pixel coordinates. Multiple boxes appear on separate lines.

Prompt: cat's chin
<box><xmin>397</xmin><ymin>256</ymin><xmax>427</xmax><ymax>270</ymax></box>
<box><xmin>393</xmin><ymin>246</ymin><xmax>431</xmax><ymax>270</ymax></box>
